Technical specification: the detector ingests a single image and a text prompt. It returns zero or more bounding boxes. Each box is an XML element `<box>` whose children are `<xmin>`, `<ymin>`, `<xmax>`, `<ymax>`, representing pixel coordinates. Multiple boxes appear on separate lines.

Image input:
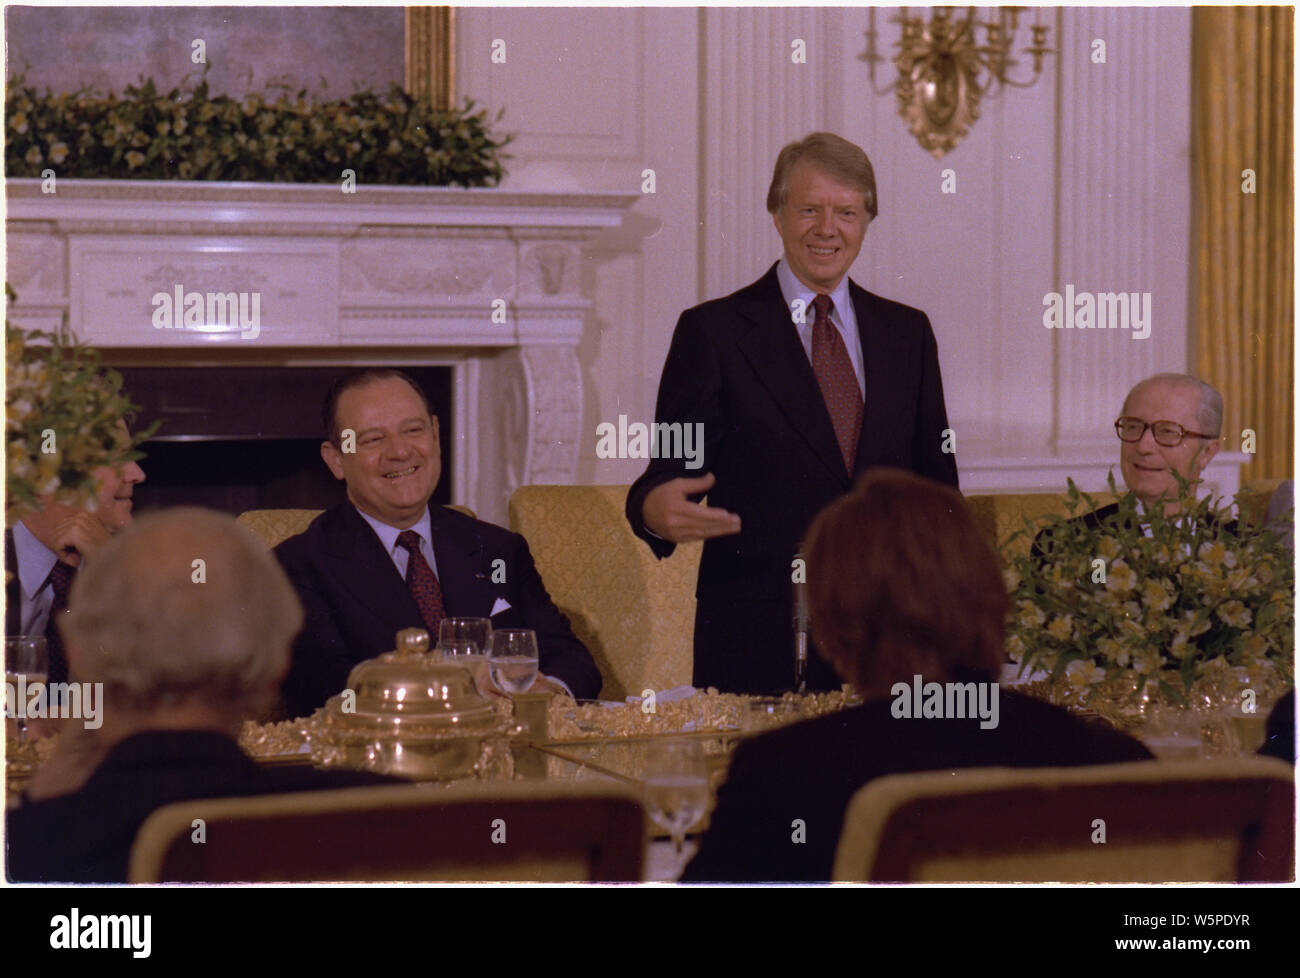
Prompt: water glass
<box><xmin>642</xmin><ymin>738</ymin><xmax>711</xmax><ymax>855</ymax></box>
<box><xmin>5</xmin><ymin>635</ymin><xmax>49</xmax><ymax>744</ymax></box>
<box><xmin>488</xmin><ymin>629</ymin><xmax>540</xmax><ymax>694</ymax></box>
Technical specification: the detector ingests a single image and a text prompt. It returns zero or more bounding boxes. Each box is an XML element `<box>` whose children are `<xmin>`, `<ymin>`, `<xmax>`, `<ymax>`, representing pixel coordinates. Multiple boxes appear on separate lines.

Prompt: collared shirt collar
<box><xmin>13</xmin><ymin>519</ymin><xmax>58</xmax><ymax>601</ymax></box>
<box><xmin>776</xmin><ymin>257</ymin><xmax>854</xmax><ymax>328</ymax></box>
<box><xmin>776</xmin><ymin>258</ymin><xmax>865</xmax><ymax>398</ymax></box>
<box><xmin>354</xmin><ymin>505</ymin><xmax>436</xmax><ymax>575</ymax></box>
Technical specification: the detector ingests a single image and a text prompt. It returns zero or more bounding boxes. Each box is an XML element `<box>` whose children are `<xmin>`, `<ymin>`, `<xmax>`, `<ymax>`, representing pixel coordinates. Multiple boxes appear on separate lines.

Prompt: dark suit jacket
<box><xmin>5</xmin><ymin>526</ymin><xmax>71</xmax><ymax>685</ymax></box>
<box><xmin>682</xmin><ymin>690</ymin><xmax>1153</xmax><ymax>883</ymax></box>
<box><xmin>5</xmin><ymin>730</ymin><xmax>393</xmax><ymax>883</ymax></box>
<box><xmin>274</xmin><ymin>502</ymin><xmax>602</xmax><ymax>717</ymax></box>
<box><xmin>1032</xmin><ymin>501</ymin><xmax>1241</xmax><ymax>559</ymax></box>
<box><xmin>626</xmin><ymin>265</ymin><xmax>958</xmax><ymax>693</ymax></box>
<box><xmin>1260</xmin><ymin>689</ymin><xmax>1295</xmax><ymax>763</ymax></box>
<box><xmin>4</xmin><ymin>529</ymin><xmax>21</xmax><ymax>637</ymax></box>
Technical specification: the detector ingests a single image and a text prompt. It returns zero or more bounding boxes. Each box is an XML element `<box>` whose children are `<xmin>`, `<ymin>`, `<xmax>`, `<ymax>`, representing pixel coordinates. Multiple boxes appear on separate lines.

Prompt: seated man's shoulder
<box><xmin>272</xmin><ymin>503</ymin><xmax>350</xmax><ymax>559</ymax></box>
<box><xmin>1032</xmin><ymin>501</ymin><xmax>1124</xmax><ymax>555</ymax></box>
<box><xmin>434</xmin><ymin>505</ymin><xmax>523</xmax><ymax>549</ymax></box>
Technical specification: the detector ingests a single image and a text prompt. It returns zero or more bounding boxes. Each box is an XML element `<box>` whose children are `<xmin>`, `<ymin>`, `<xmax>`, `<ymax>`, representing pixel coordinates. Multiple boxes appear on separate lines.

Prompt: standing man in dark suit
<box><xmin>276</xmin><ymin>369</ymin><xmax>601</xmax><ymax>718</ymax></box>
<box><xmin>4</xmin><ymin>420</ymin><xmax>145</xmax><ymax>689</ymax></box>
<box><xmin>626</xmin><ymin>132</ymin><xmax>958</xmax><ymax>694</ymax></box>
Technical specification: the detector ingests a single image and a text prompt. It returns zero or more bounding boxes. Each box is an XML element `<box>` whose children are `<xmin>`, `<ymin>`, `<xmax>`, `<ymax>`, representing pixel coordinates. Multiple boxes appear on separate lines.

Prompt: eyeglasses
<box><xmin>1114</xmin><ymin>417</ymin><xmax>1216</xmax><ymax>447</ymax></box>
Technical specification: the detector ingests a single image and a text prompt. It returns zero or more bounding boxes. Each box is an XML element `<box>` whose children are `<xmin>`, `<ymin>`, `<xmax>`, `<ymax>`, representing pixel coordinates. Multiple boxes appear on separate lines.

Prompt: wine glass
<box><xmin>5</xmin><ymin>635</ymin><xmax>49</xmax><ymax>744</ymax></box>
<box><xmin>438</xmin><ymin>617</ymin><xmax>492</xmax><ymax>655</ymax></box>
<box><xmin>642</xmin><ymin>738</ymin><xmax>711</xmax><ymax>857</ymax></box>
<box><xmin>438</xmin><ymin>617</ymin><xmax>492</xmax><ymax>692</ymax></box>
<box><xmin>488</xmin><ymin>628</ymin><xmax>540</xmax><ymax>694</ymax></box>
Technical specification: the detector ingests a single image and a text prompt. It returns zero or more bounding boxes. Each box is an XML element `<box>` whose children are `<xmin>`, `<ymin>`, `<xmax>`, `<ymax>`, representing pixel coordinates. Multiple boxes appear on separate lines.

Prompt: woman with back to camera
<box><xmin>683</xmin><ymin>468</ymin><xmax>1152</xmax><ymax>883</ymax></box>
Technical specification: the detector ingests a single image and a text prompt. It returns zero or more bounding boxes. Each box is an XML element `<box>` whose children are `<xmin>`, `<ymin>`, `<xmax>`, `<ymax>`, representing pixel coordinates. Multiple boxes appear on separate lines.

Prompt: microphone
<box><xmin>792</xmin><ymin>552</ymin><xmax>810</xmax><ymax>694</ymax></box>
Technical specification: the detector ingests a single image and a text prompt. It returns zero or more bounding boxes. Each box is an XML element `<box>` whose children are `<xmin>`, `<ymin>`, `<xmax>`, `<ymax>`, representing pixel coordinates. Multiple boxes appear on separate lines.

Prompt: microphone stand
<box><xmin>792</xmin><ymin>555</ymin><xmax>810</xmax><ymax>694</ymax></box>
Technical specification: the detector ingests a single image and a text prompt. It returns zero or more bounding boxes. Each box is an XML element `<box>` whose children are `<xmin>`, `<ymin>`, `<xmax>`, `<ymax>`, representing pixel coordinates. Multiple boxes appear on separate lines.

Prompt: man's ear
<box><xmin>321</xmin><ymin>440</ymin><xmax>346</xmax><ymax>481</ymax></box>
<box><xmin>1194</xmin><ymin>438</ymin><xmax>1222</xmax><ymax>476</ymax></box>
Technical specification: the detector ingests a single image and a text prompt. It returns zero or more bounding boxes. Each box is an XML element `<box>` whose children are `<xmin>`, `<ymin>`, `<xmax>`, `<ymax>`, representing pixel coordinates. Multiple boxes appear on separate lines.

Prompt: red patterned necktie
<box><xmin>43</xmin><ymin>560</ymin><xmax>75</xmax><ymax>685</ymax></box>
<box><xmin>811</xmin><ymin>294</ymin><xmax>864</xmax><ymax>474</ymax></box>
<box><xmin>395</xmin><ymin>529</ymin><xmax>445</xmax><ymax>636</ymax></box>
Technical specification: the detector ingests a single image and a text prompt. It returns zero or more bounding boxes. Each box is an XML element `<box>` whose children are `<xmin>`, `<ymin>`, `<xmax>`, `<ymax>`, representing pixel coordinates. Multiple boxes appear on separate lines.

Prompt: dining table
<box><xmin>4</xmin><ymin>673</ymin><xmax>1280</xmax><ymax>882</ymax></box>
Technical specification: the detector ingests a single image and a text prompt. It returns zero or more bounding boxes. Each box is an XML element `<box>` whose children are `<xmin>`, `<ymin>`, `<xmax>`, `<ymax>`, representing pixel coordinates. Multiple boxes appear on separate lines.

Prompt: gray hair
<box><xmin>63</xmin><ymin>507</ymin><xmax>303</xmax><ymax>714</ymax></box>
<box><xmin>767</xmin><ymin>132</ymin><xmax>878</xmax><ymax>219</ymax></box>
<box><xmin>1124</xmin><ymin>373</ymin><xmax>1224</xmax><ymax>438</ymax></box>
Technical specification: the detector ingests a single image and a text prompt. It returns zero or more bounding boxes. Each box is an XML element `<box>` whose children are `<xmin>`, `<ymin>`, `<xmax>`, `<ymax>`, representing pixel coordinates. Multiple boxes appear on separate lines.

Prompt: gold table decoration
<box><xmin>302</xmin><ymin>628</ymin><xmax>516</xmax><ymax>782</ymax></box>
<box><xmin>1018</xmin><ymin>664</ymin><xmax>1292</xmax><ymax>759</ymax></box>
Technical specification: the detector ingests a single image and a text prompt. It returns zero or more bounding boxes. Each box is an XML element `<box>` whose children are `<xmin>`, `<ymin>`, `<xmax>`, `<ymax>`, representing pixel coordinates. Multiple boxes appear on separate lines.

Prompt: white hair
<box><xmin>63</xmin><ymin>507</ymin><xmax>303</xmax><ymax>714</ymax></box>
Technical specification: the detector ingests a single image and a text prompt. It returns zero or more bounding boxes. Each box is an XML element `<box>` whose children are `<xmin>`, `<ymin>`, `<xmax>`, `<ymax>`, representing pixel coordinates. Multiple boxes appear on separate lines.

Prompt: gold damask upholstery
<box><xmin>508</xmin><ymin>485</ymin><xmax>701</xmax><ymax>701</ymax></box>
<box><xmin>964</xmin><ymin>492</ymin><xmax>1122</xmax><ymax>559</ymax></box>
<box><xmin>832</xmin><ymin>758</ymin><xmax>1295</xmax><ymax>883</ymax></box>
<box><xmin>237</xmin><ymin>505</ymin><xmax>477</xmax><ymax>550</ymax></box>
<box><xmin>236</xmin><ymin>509</ymin><xmax>323</xmax><ymax>549</ymax></box>
<box><xmin>128</xmin><ymin>780</ymin><xmax>645</xmax><ymax>882</ymax></box>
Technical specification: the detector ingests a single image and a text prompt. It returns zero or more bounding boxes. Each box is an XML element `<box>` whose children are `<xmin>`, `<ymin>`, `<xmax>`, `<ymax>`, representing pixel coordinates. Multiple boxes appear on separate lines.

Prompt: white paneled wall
<box><xmin>458</xmin><ymin>7</ymin><xmax>1206</xmax><ymax>495</ymax></box>
<box><xmin>699</xmin><ymin>6</ymin><xmax>847</xmax><ymax>299</ymax></box>
<box><xmin>1053</xmin><ymin>6</ymin><xmax>1191</xmax><ymax>453</ymax></box>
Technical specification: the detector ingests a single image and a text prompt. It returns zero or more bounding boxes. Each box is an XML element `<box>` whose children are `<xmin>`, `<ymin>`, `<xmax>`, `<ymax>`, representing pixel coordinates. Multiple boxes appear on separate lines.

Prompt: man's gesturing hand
<box><xmin>641</xmin><ymin>473</ymin><xmax>741</xmax><ymax>543</ymax></box>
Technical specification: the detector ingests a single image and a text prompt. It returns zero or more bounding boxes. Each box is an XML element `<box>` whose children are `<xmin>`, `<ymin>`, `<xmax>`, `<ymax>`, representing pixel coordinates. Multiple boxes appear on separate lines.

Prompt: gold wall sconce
<box><xmin>861</xmin><ymin>6</ymin><xmax>1054</xmax><ymax>159</ymax></box>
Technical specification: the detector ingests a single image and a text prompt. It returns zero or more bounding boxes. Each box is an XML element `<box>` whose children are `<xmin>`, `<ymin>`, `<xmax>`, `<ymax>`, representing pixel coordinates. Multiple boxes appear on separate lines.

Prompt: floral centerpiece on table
<box><xmin>1001</xmin><ymin>474</ymin><xmax>1294</xmax><ymax>710</ymax></box>
<box><xmin>5</xmin><ymin>290</ymin><xmax>153</xmax><ymax>520</ymax></box>
<box><xmin>5</xmin><ymin>74</ymin><xmax>510</xmax><ymax>186</ymax></box>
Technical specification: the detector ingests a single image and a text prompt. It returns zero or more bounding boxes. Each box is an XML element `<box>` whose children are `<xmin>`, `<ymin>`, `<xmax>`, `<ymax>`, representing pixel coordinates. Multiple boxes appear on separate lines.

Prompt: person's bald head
<box><xmin>62</xmin><ymin>508</ymin><xmax>303</xmax><ymax>714</ymax></box>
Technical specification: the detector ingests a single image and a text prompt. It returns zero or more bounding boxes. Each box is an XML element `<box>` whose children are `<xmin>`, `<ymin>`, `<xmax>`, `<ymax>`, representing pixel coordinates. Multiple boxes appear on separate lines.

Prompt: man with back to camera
<box><xmin>275</xmin><ymin>369</ymin><xmax>602</xmax><ymax>717</ymax></box>
<box><xmin>6</xmin><ymin>508</ymin><xmax>394</xmax><ymax>883</ymax></box>
<box><xmin>626</xmin><ymin>132</ymin><xmax>959</xmax><ymax>694</ymax></box>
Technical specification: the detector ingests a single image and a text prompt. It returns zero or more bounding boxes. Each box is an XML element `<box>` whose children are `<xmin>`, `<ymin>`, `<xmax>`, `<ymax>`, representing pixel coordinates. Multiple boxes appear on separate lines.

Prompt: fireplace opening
<box><xmin>114</xmin><ymin>366</ymin><xmax>453</xmax><ymax>518</ymax></box>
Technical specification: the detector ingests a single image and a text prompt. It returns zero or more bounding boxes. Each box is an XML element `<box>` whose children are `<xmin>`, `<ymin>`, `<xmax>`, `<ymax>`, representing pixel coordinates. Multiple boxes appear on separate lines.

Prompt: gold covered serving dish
<box><xmin>307</xmin><ymin>628</ymin><xmax>514</xmax><ymax>780</ymax></box>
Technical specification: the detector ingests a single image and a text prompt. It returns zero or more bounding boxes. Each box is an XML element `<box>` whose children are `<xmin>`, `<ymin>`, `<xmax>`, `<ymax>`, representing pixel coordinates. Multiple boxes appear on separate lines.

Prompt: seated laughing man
<box><xmin>274</xmin><ymin>369</ymin><xmax>602</xmax><ymax>718</ymax></box>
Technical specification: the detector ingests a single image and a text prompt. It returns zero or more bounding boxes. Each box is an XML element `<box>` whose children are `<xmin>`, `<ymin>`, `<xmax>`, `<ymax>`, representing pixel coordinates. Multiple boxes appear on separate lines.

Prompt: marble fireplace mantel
<box><xmin>5</xmin><ymin>179</ymin><xmax>640</xmax><ymax>523</ymax></box>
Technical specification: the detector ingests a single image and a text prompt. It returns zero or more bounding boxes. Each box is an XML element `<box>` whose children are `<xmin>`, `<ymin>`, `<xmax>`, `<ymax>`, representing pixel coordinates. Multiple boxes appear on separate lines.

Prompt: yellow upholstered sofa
<box><xmin>510</xmin><ymin>481</ymin><xmax>1279</xmax><ymax>699</ymax></box>
<box><xmin>508</xmin><ymin>485</ymin><xmax>702</xmax><ymax>701</ymax></box>
<box><xmin>242</xmin><ymin>480</ymin><xmax>1276</xmax><ymax>700</ymax></box>
<box><xmin>508</xmin><ymin>487</ymin><xmax>1121</xmax><ymax>699</ymax></box>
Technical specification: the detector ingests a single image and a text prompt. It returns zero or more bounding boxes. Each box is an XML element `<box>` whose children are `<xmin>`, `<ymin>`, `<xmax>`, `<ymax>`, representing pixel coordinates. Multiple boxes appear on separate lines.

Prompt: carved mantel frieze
<box><xmin>4</xmin><ymin>179</ymin><xmax>638</xmax><ymax>521</ymax></box>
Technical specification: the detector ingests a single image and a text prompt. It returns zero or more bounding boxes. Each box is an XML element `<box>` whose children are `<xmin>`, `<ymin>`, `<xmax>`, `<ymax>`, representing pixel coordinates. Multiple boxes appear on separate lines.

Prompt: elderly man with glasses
<box><xmin>1033</xmin><ymin>374</ymin><xmax>1227</xmax><ymax>558</ymax></box>
<box><xmin>1112</xmin><ymin>373</ymin><xmax>1223</xmax><ymax>519</ymax></box>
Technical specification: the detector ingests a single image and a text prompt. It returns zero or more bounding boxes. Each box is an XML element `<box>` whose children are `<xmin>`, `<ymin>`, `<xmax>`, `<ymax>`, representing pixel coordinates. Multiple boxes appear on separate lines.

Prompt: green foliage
<box><xmin>5</xmin><ymin>296</ymin><xmax>157</xmax><ymax>519</ymax></box>
<box><xmin>1001</xmin><ymin>472</ymin><xmax>1295</xmax><ymax>701</ymax></box>
<box><xmin>5</xmin><ymin>74</ymin><xmax>511</xmax><ymax>187</ymax></box>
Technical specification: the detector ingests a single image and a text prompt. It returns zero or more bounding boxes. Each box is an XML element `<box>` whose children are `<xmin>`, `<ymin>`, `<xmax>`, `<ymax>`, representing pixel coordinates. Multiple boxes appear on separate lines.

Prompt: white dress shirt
<box><xmin>356</xmin><ymin>508</ymin><xmax>439</xmax><ymax>579</ymax></box>
<box><xmin>776</xmin><ymin>258</ymin><xmax>866</xmax><ymax>399</ymax></box>
<box><xmin>353</xmin><ymin>505</ymin><xmax>571</xmax><ymax>696</ymax></box>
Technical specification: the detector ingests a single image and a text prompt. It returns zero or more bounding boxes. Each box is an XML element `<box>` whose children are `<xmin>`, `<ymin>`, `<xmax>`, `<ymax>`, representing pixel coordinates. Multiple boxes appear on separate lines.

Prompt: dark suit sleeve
<box><xmin>626</xmin><ymin>307</ymin><xmax>726</xmax><ymax>558</ymax></box>
<box><xmin>274</xmin><ymin>536</ymin><xmax>361</xmax><ymax>719</ymax></box>
<box><xmin>910</xmin><ymin>312</ymin><xmax>959</xmax><ymax>489</ymax></box>
<box><xmin>508</xmin><ymin>533</ymin><xmax>603</xmax><ymax>700</ymax></box>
